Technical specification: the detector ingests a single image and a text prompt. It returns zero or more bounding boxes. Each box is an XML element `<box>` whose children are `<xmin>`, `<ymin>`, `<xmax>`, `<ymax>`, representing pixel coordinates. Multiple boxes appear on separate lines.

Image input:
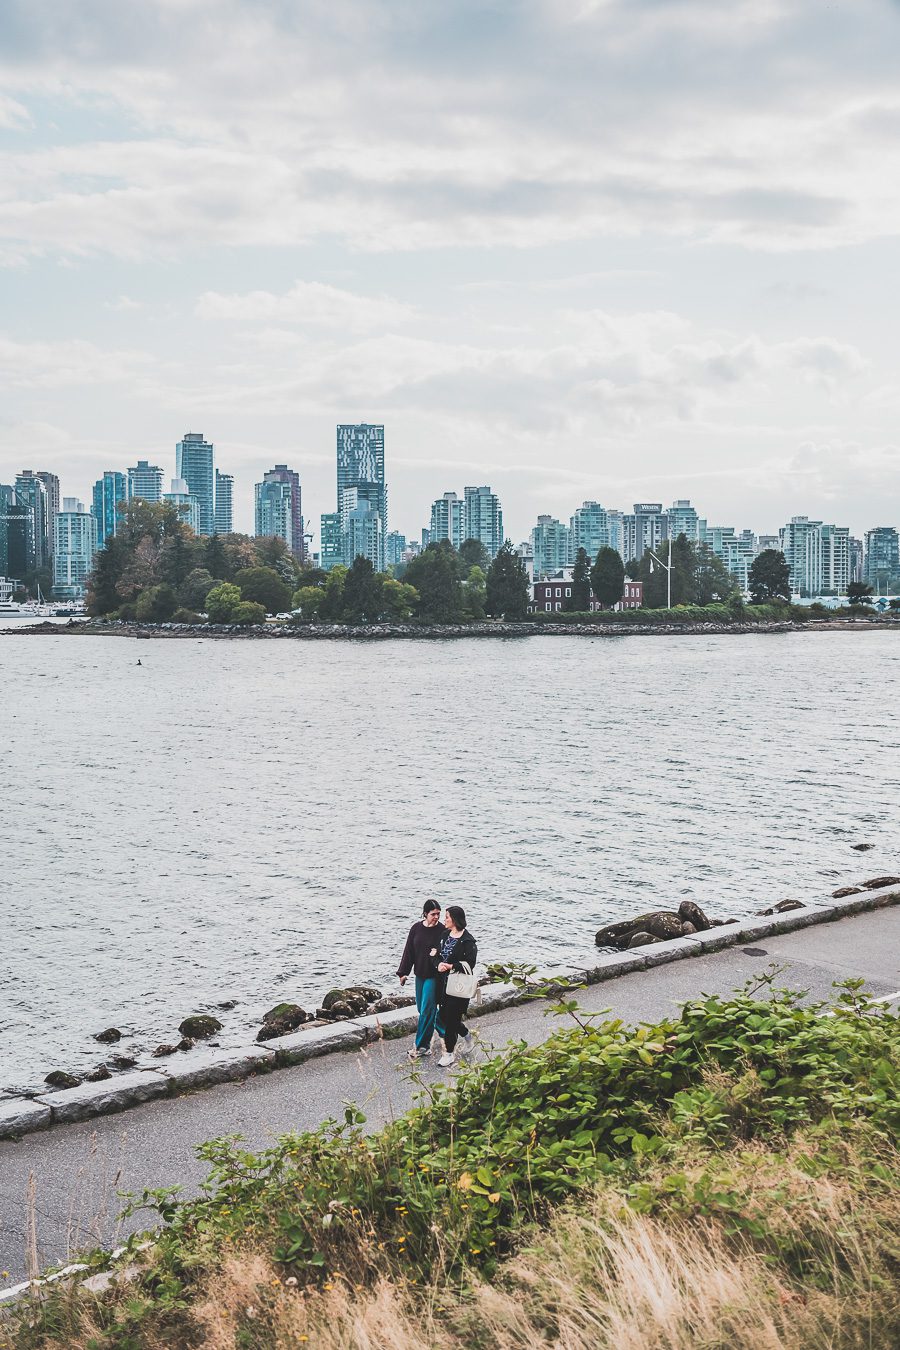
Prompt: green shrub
<box><xmin>232</xmin><ymin>600</ymin><xmax>267</xmax><ymax>625</ymax></box>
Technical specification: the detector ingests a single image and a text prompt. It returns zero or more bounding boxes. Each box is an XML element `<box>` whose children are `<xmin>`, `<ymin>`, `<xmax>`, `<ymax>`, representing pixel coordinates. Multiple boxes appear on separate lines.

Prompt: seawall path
<box><xmin>1</xmin><ymin>903</ymin><xmax>898</xmax><ymax>1289</ymax></box>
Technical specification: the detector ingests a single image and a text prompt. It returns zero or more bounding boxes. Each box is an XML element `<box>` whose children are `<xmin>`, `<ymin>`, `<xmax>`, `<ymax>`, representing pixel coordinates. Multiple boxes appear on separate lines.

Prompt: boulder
<box><xmin>756</xmin><ymin>900</ymin><xmax>805</xmax><ymax>916</ymax></box>
<box><xmin>178</xmin><ymin>1014</ymin><xmax>222</xmax><ymax>1040</ymax></box>
<box><xmin>152</xmin><ymin>1044</ymin><xmax>177</xmax><ymax>1058</ymax></box>
<box><xmin>177</xmin><ymin>1037</ymin><xmax>195</xmax><ymax>1052</ymax></box>
<box><xmin>862</xmin><ymin>876</ymin><xmax>900</xmax><ymax>890</ymax></box>
<box><xmin>44</xmin><ymin>1071</ymin><xmax>82</xmax><ymax>1090</ymax></box>
<box><xmin>626</xmin><ymin>932</ymin><xmax>659</xmax><ymax>948</ymax></box>
<box><xmin>595</xmin><ymin>911</ymin><xmax>686</xmax><ymax>948</ymax></box>
<box><xmin>261</xmin><ymin>1003</ymin><xmax>308</xmax><ymax>1033</ymax></box>
<box><xmin>832</xmin><ymin>886</ymin><xmax>864</xmax><ymax>899</ymax></box>
<box><xmin>677</xmin><ymin>901</ymin><xmax>711</xmax><ymax>932</ymax></box>
<box><xmin>321</xmin><ymin>986</ymin><xmax>381</xmax><ymax>1013</ymax></box>
<box><xmin>109</xmin><ymin>1055</ymin><xmax>137</xmax><ymax>1070</ymax></box>
<box><xmin>93</xmin><ymin>1028</ymin><xmax>122</xmax><ymax>1044</ymax></box>
<box><xmin>86</xmin><ymin>1064</ymin><xmax>112</xmax><ymax>1082</ymax></box>
<box><xmin>317</xmin><ymin>1000</ymin><xmax>359</xmax><ymax>1020</ymax></box>
<box><xmin>851</xmin><ymin>843</ymin><xmax>875</xmax><ymax>852</ymax></box>
<box><xmin>681</xmin><ymin>922</ymin><xmax>696</xmax><ymax>934</ymax></box>
<box><xmin>369</xmin><ymin>994</ymin><xmax>415</xmax><ymax>1013</ymax></box>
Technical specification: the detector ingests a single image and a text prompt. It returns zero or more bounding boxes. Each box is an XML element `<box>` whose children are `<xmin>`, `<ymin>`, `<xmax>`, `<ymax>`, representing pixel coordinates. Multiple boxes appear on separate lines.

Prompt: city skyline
<box><xmin>2</xmin><ymin>2</ymin><xmax>900</xmax><ymax>542</ymax></box>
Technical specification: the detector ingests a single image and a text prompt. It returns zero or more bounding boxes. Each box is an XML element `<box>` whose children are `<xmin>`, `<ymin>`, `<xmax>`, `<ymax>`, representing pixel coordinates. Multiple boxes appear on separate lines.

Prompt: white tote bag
<box><xmin>445</xmin><ymin>962</ymin><xmax>478</xmax><ymax>1000</ymax></box>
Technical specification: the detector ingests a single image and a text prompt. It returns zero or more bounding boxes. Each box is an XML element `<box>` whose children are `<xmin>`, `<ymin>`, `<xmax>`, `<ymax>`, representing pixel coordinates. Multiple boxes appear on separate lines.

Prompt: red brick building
<box><xmin>530</xmin><ymin>574</ymin><xmax>643</xmax><ymax>613</ymax></box>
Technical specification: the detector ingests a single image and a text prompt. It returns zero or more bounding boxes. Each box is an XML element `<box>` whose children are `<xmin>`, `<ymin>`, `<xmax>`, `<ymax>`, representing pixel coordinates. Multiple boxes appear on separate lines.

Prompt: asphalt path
<box><xmin>2</xmin><ymin>908</ymin><xmax>898</xmax><ymax>1286</ymax></box>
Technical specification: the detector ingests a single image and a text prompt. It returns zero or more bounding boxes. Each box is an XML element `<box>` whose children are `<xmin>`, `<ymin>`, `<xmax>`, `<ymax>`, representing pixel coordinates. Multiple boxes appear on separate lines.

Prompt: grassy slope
<box><xmin>4</xmin><ymin>977</ymin><xmax>899</xmax><ymax>1349</ymax></box>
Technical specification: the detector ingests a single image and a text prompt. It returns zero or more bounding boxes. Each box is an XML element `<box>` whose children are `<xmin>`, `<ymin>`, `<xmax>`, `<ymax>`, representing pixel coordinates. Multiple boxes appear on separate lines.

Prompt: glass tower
<box><xmin>176</xmin><ymin>433</ymin><xmax>215</xmax><ymax>535</ymax></box>
<box><xmin>215</xmin><ymin>471</ymin><xmax>234</xmax><ymax>534</ymax></box>
<box><xmin>127</xmin><ymin>460</ymin><xmax>164</xmax><ymax>502</ymax></box>
<box><xmin>91</xmin><ymin>471</ymin><xmax>127</xmax><ymax>548</ymax></box>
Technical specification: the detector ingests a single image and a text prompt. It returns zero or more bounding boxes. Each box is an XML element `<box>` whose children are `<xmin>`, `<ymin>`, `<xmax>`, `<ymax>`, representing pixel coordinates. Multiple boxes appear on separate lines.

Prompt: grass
<box><xmin>3</xmin><ymin>977</ymin><xmax>898</xmax><ymax>1349</ymax></box>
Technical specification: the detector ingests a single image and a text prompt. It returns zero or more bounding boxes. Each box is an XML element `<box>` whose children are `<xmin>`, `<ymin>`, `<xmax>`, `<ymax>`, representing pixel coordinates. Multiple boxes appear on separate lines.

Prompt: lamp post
<box><xmin>648</xmin><ymin>545</ymin><xmax>672</xmax><ymax>609</ymax></box>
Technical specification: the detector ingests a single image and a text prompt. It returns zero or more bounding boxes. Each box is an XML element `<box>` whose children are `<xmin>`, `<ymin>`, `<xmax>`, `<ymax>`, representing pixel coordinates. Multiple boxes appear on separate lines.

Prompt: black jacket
<box><xmin>396</xmin><ymin>920</ymin><xmax>448</xmax><ymax>981</ymax></box>
<box><xmin>430</xmin><ymin>929</ymin><xmax>478</xmax><ymax>981</ymax></box>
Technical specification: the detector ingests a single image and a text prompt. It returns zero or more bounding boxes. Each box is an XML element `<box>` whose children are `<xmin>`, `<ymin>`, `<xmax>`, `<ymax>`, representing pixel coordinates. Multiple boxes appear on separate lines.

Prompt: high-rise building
<box><xmin>463</xmin><ymin>485</ymin><xmax>503</xmax><ymax>559</ymax></box>
<box><xmin>607</xmin><ymin>510</ymin><xmax>625</xmax><ymax>561</ymax></box>
<box><xmin>516</xmin><ymin>540</ymin><xmax>535</xmax><ymax>578</ymax></box>
<box><xmin>849</xmin><ymin>537</ymin><xmax>864</xmax><ymax>584</ymax></box>
<box><xmin>757</xmin><ymin>535</ymin><xmax>779</xmax><ymax>553</ymax></box>
<box><xmin>91</xmin><ymin>471</ymin><xmax>127</xmax><ymax>549</ymax></box>
<box><xmin>214</xmin><ymin>470</ymin><xmax>234</xmax><ymax>535</ymax></box>
<box><xmin>53</xmin><ymin>500</ymin><xmax>98</xmax><ymax>599</ymax></box>
<box><xmin>667</xmin><ymin>499</ymin><xmax>703</xmax><ymax>544</ymax></box>
<box><xmin>530</xmin><ymin>515</ymin><xmax>571</xmax><ymax>578</ymax></box>
<box><xmin>430</xmin><ymin>492</ymin><xmax>465</xmax><ymax>550</ymax></box>
<box><xmin>779</xmin><ymin>517</ymin><xmax>823</xmax><ymax>596</ymax></box>
<box><xmin>820</xmin><ymin>524</ymin><xmax>850</xmax><ymax>594</ymax></box>
<box><xmin>175</xmin><ymin>432</ymin><xmax>215</xmax><ymax>535</ymax></box>
<box><xmin>36</xmin><ymin>472</ymin><xmax>60</xmax><ymax>556</ymax></box>
<box><xmin>15</xmin><ymin>470</ymin><xmax>51</xmax><ymax>569</ymax></box>
<box><xmin>345</xmin><ymin>497</ymin><xmax>385</xmax><ymax>571</ymax></box>
<box><xmin>864</xmin><ymin>527</ymin><xmax>900</xmax><ymax>587</ymax></box>
<box><xmin>622</xmin><ymin>503</ymin><xmax>666</xmax><ymax>563</ymax></box>
<box><xmin>127</xmin><ymin>459</ymin><xmax>164</xmax><ymax>503</ymax></box>
<box><xmin>386</xmin><ymin>531</ymin><xmax>407</xmax><ymax>568</ymax></box>
<box><xmin>570</xmin><ymin>501</ymin><xmax>609</xmax><ymax>561</ymax></box>
<box><xmin>255</xmin><ymin>477</ymin><xmax>294</xmax><ymax>550</ymax></box>
<box><xmin>320</xmin><ymin>512</ymin><xmax>343</xmax><ymax>571</ymax></box>
<box><xmin>334</xmin><ymin>424</ymin><xmax>386</xmax><ymax>570</ymax></box>
<box><xmin>0</xmin><ymin>484</ymin><xmax>29</xmax><ymax>582</ymax></box>
<box><xmin>163</xmin><ymin>478</ymin><xmax>201</xmax><ymax>534</ymax></box>
<box><xmin>256</xmin><ymin>465</ymin><xmax>302</xmax><ymax>556</ymax></box>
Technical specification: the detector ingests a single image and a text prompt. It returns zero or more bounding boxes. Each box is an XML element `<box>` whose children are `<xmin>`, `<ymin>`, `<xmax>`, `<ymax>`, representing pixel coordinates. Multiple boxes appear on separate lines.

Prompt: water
<box><xmin>2</xmin><ymin>631</ymin><xmax>899</xmax><ymax>1091</ymax></box>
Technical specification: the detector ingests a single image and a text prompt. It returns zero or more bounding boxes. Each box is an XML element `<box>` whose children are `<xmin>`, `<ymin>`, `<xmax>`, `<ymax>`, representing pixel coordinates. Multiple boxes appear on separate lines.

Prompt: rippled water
<box><xmin>2</xmin><ymin>631</ymin><xmax>899</xmax><ymax>1090</ymax></box>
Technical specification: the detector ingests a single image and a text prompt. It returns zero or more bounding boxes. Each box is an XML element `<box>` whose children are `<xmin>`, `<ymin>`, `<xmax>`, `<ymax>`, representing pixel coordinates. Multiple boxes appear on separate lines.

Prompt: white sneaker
<box><xmin>438</xmin><ymin>1051</ymin><xmax>456</xmax><ymax>1068</ymax></box>
<box><xmin>458</xmin><ymin>1033</ymin><xmax>474</xmax><ymax>1056</ymax></box>
<box><xmin>407</xmin><ymin>1047</ymin><xmax>430</xmax><ymax>1061</ymax></box>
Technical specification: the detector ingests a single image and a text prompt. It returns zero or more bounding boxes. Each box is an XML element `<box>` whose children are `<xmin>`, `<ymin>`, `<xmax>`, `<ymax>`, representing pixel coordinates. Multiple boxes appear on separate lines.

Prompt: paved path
<box><xmin>2</xmin><ymin>908</ymin><xmax>898</xmax><ymax>1286</ymax></box>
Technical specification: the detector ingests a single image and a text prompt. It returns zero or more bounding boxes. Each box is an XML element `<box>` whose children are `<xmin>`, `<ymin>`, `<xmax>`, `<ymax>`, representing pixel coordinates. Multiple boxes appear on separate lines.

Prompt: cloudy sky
<box><xmin>1</xmin><ymin>0</ymin><xmax>898</xmax><ymax>542</ymax></box>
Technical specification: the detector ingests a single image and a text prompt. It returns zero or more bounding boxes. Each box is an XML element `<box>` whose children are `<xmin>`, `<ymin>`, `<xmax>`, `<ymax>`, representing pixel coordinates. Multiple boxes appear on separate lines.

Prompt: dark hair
<box><xmin>446</xmin><ymin>905</ymin><xmax>467</xmax><ymax>930</ymax></box>
<box><xmin>423</xmin><ymin>899</ymin><xmax>441</xmax><ymax>916</ymax></box>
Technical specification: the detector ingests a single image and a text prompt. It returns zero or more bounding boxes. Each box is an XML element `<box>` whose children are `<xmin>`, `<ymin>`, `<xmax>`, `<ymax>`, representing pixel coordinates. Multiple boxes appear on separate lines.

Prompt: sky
<box><xmin>1</xmin><ymin>0</ymin><xmax>899</xmax><ymax>543</ymax></box>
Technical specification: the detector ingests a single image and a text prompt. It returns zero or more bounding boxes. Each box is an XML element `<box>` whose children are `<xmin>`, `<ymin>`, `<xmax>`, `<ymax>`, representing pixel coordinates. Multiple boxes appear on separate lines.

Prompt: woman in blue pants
<box><xmin>397</xmin><ymin>899</ymin><xmax>447</xmax><ymax>1060</ymax></box>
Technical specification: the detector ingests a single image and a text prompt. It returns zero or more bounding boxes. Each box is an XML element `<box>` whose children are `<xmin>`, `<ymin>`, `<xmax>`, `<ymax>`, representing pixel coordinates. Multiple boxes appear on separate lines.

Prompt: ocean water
<box><xmin>2</xmin><ymin>630</ymin><xmax>899</xmax><ymax>1091</ymax></box>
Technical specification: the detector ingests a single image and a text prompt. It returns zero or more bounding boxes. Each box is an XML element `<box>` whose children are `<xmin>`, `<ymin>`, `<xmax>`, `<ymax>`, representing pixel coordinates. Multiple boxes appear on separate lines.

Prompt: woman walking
<box><xmin>433</xmin><ymin>905</ymin><xmax>478</xmax><ymax>1068</ymax></box>
<box><xmin>397</xmin><ymin>899</ymin><xmax>447</xmax><ymax>1061</ymax></box>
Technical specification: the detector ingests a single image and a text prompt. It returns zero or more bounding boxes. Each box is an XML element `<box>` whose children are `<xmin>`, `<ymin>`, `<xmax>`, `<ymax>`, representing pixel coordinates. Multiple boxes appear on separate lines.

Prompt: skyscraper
<box><xmin>430</xmin><ymin>492</ymin><xmax>465</xmax><ymax>550</ymax></box>
<box><xmin>176</xmin><ymin>432</ymin><xmax>215</xmax><ymax>535</ymax></box>
<box><xmin>464</xmin><ymin>485</ymin><xmax>503</xmax><ymax>559</ymax></box>
<box><xmin>335</xmin><ymin>423</ymin><xmax>386</xmax><ymax>570</ymax></box>
<box><xmin>91</xmin><ymin>471</ymin><xmax>128</xmax><ymax>548</ymax></box>
<box><xmin>385</xmin><ymin>531</ymin><xmax>407</xmax><ymax>568</ymax></box>
<box><xmin>255</xmin><ymin>477</ymin><xmax>294</xmax><ymax>550</ymax></box>
<box><xmin>257</xmin><ymin>465</ymin><xmax>302</xmax><ymax>557</ymax></box>
<box><xmin>0</xmin><ymin>484</ymin><xmax>29</xmax><ymax>581</ymax></box>
<box><xmin>320</xmin><ymin>512</ymin><xmax>343</xmax><ymax>571</ymax></box>
<box><xmin>163</xmin><ymin>478</ymin><xmax>201</xmax><ymax>534</ymax></box>
<box><xmin>864</xmin><ymin>527</ymin><xmax>900</xmax><ymax>587</ymax></box>
<box><xmin>36</xmin><ymin>472</ymin><xmax>60</xmax><ymax>556</ymax></box>
<box><xmin>622</xmin><ymin>503</ymin><xmax>666</xmax><ymax>564</ymax></box>
<box><xmin>530</xmin><ymin>515</ymin><xmax>571</xmax><ymax>578</ymax></box>
<box><xmin>53</xmin><ymin>500</ymin><xmax>98</xmax><ymax>599</ymax></box>
<box><xmin>127</xmin><ymin>459</ymin><xmax>164</xmax><ymax>502</ymax></box>
<box><xmin>666</xmin><ymin>499</ymin><xmax>703</xmax><ymax>544</ymax></box>
<box><xmin>214</xmin><ymin>470</ymin><xmax>234</xmax><ymax>535</ymax></box>
<box><xmin>570</xmin><ymin>501</ymin><xmax>608</xmax><ymax>561</ymax></box>
<box><xmin>15</xmin><ymin>470</ymin><xmax>50</xmax><ymax>569</ymax></box>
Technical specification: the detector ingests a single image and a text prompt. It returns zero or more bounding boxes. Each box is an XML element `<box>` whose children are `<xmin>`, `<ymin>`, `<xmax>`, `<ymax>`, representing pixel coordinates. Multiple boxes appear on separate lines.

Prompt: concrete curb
<box><xmin>1</xmin><ymin>885</ymin><xmax>897</xmax><ymax>1142</ymax></box>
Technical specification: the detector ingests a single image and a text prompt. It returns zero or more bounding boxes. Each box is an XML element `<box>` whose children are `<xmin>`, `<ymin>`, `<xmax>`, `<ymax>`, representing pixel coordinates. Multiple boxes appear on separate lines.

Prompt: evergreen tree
<box><xmin>846</xmin><ymin>581</ymin><xmax>875</xmax><ymax>605</ymax></box>
<box><xmin>748</xmin><ymin>549</ymin><xmax>791</xmax><ymax>604</ymax></box>
<box><xmin>694</xmin><ymin>543</ymin><xmax>738</xmax><ymax>604</ymax></box>
<box><xmin>342</xmin><ymin>555</ymin><xmax>383</xmax><ymax>622</ymax></box>
<box><xmin>570</xmin><ymin>547</ymin><xmax>592</xmax><ymax>611</ymax></box>
<box><xmin>591</xmin><ymin>546</ymin><xmax>625</xmax><ymax>609</ymax></box>
<box><xmin>404</xmin><ymin>542</ymin><xmax>463</xmax><ymax>622</ymax></box>
<box><xmin>204</xmin><ymin>535</ymin><xmax>228</xmax><ymax>580</ymax></box>
<box><xmin>459</xmin><ymin>538</ymin><xmax>490</xmax><ymax>573</ymax></box>
<box><xmin>234</xmin><ymin>566</ymin><xmax>292</xmax><ymax>614</ymax></box>
<box><xmin>485</xmin><ymin>541</ymin><xmax>529</xmax><ymax>619</ymax></box>
<box><xmin>670</xmin><ymin>534</ymin><xmax>695</xmax><ymax>605</ymax></box>
<box><xmin>85</xmin><ymin>537</ymin><xmax>127</xmax><ymax>615</ymax></box>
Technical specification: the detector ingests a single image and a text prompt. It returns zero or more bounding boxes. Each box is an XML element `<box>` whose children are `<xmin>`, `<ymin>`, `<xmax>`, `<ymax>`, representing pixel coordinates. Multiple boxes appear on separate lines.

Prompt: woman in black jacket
<box><xmin>432</xmin><ymin>904</ymin><xmax>478</xmax><ymax>1067</ymax></box>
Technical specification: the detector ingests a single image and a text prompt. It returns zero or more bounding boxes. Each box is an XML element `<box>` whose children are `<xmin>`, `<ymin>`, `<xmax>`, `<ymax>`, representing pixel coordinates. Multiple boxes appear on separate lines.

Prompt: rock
<box><xmin>85</xmin><ymin>1064</ymin><xmax>112</xmax><ymax>1082</ymax></box>
<box><xmin>321</xmin><ymin>986</ymin><xmax>380</xmax><ymax>1014</ymax></box>
<box><xmin>93</xmin><ymin>1028</ymin><xmax>122</xmax><ymax>1044</ymax></box>
<box><xmin>626</xmin><ymin>932</ymin><xmax>659</xmax><ymax>948</ymax></box>
<box><xmin>862</xmin><ymin>876</ymin><xmax>900</xmax><ymax>890</ymax></box>
<box><xmin>152</xmin><ymin>1044</ymin><xmax>177</xmax><ymax>1057</ymax></box>
<box><xmin>681</xmin><ymin>922</ymin><xmax>696</xmax><ymax>934</ymax></box>
<box><xmin>109</xmin><ymin>1055</ymin><xmax>137</xmax><ymax>1070</ymax></box>
<box><xmin>756</xmin><ymin>899</ymin><xmax>805</xmax><ymax>915</ymax></box>
<box><xmin>317</xmin><ymin>1000</ymin><xmax>359</xmax><ymax>1020</ymax></box>
<box><xmin>217</xmin><ymin>1000</ymin><xmax>237</xmax><ymax>1010</ymax></box>
<box><xmin>369</xmin><ymin>994</ymin><xmax>415</xmax><ymax>1013</ymax></box>
<box><xmin>595</xmin><ymin>911</ymin><xmax>686</xmax><ymax>948</ymax></box>
<box><xmin>261</xmin><ymin>1002</ymin><xmax>308</xmax><ymax>1034</ymax></box>
<box><xmin>832</xmin><ymin>886</ymin><xmax>864</xmax><ymax>899</ymax></box>
<box><xmin>851</xmin><ymin>843</ymin><xmax>875</xmax><ymax>852</ymax></box>
<box><xmin>677</xmin><ymin>901</ymin><xmax>711</xmax><ymax>932</ymax></box>
<box><xmin>178</xmin><ymin>1014</ymin><xmax>222</xmax><ymax>1040</ymax></box>
<box><xmin>177</xmin><ymin>1037</ymin><xmax>195</xmax><ymax>1052</ymax></box>
<box><xmin>44</xmin><ymin>1071</ymin><xmax>82</xmax><ymax>1090</ymax></box>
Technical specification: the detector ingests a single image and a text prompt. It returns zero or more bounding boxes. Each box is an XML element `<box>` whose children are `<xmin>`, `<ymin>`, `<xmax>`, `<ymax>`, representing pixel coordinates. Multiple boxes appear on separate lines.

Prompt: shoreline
<box><xmin>3</xmin><ymin>616</ymin><xmax>900</xmax><ymax>640</ymax></box>
<box><xmin>2</xmin><ymin>878</ymin><xmax>898</xmax><ymax>1142</ymax></box>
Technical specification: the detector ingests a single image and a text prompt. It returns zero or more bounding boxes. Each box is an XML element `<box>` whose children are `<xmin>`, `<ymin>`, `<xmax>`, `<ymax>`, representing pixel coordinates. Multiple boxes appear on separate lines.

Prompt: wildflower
<box><xmin>489</xmin><ymin>1192</ymin><xmax>500</xmax><ymax>1204</ymax></box>
<box><xmin>456</xmin><ymin>1172</ymin><xmax>473</xmax><ymax>1191</ymax></box>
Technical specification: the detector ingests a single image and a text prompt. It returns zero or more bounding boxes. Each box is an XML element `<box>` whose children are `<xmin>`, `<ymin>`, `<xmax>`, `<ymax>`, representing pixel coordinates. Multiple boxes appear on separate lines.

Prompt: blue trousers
<box><xmin>414</xmin><ymin>975</ymin><xmax>444</xmax><ymax>1051</ymax></box>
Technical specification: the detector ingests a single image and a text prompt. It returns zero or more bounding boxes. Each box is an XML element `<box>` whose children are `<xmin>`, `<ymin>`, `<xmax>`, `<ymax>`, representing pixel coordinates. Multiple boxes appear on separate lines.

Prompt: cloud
<box><xmin>195</xmin><ymin>280</ymin><xmax>416</xmax><ymax>330</ymax></box>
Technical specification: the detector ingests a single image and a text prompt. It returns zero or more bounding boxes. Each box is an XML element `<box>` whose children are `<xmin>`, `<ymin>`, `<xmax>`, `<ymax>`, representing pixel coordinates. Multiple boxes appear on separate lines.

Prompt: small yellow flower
<box><xmin>456</xmin><ymin>1172</ymin><xmax>473</xmax><ymax>1190</ymax></box>
<box><xmin>489</xmin><ymin>1192</ymin><xmax>501</xmax><ymax>1204</ymax></box>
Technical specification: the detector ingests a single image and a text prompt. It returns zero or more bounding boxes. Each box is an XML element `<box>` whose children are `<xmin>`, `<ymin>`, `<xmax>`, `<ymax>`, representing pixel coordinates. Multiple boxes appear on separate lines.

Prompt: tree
<box><xmin>693</xmin><ymin>543</ymin><xmax>737</xmax><ymax>605</ymax></box>
<box><xmin>135</xmin><ymin>583</ymin><xmax>178</xmax><ymax>623</ymax></box>
<box><xmin>591</xmin><ymin>546</ymin><xmax>625</xmax><ymax>609</ymax></box>
<box><xmin>205</xmin><ymin>581</ymin><xmax>242</xmax><ymax>623</ymax></box>
<box><xmin>254</xmin><ymin>535</ymin><xmax>301</xmax><ymax>586</ymax></box>
<box><xmin>381</xmin><ymin>578</ymin><xmax>419</xmax><ymax>621</ymax></box>
<box><xmin>459</xmin><ymin>538</ymin><xmax>490</xmax><ymax>573</ymax></box>
<box><xmin>204</xmin><ymin>535</ymin><xmax>228</xmax><ymax>580</ymax></box>
<box><xmin>846</xmin><ymin>581</ymin><xmax>875</xmax><ymax>605</ymax></box>
<box><xmin>342</xmin><ymin>555</ymin><xmax>383</xmax><ymax>623</ymax></box>
<box><xmin>404</xmin><ymin>542</ymin><xmax>463</xmax><ymax>623</ymax></box>
<box><xmin>232</xmin><ymin>600</ymin><xmax>267</xmax><ymax>625</ymax></box>
<box><xmin>670</xmin><ymin>534</ymin><xmax>695</xmax><ymax>606</ymax></box>
<box><xmin>85</xmin><ymin>537</ymin><xmax>128</xmax><ymax>615</ymax></box>
<box><xmin>748</xmin><ymin>549</ymin><xmax>791</xmax><ymax>604</ymax></box>
<box><xmin>318</xmin><ymin>566</ymin><xmax>347</xmax><ymax>622</ymax></box>
<box><xmin>462</xmin><ymin>565</ymin><xmax>486</xmax><ymax>620</ymax></box>
<box><xmin>179</xmin><ymin>568</ymin><xmax>216</xmax><ymax>612</ymax></box>
<box><xmin>292</xmin><ymin>586</ymin><xmax>324</xmax><ymax>620</ymax></box>
<box><xmin>485</xmin><ymin>541</ymin><xmax>529</xmax><ymax>619</ymax></box>
<box><xmin>570</xmin><ymin>548</ymin><xmax>592</xmax><ymax>611</ymax></box>
<box><xmin>234</xmin><ymin>566</ymin><xmax>292</xmax><ymax>614</ymax></box>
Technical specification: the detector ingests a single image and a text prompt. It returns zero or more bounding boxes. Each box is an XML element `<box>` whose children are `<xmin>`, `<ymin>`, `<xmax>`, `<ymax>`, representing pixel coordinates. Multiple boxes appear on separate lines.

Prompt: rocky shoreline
<box><xmin>2</xmin><ymin>876</ymin><xmax>898</xmax><ymax>1141</ymax></box>
<box><xmin>4</xmin><ymin>616</ymin><xmax>900</xmax><ymax>641</ymax></box>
